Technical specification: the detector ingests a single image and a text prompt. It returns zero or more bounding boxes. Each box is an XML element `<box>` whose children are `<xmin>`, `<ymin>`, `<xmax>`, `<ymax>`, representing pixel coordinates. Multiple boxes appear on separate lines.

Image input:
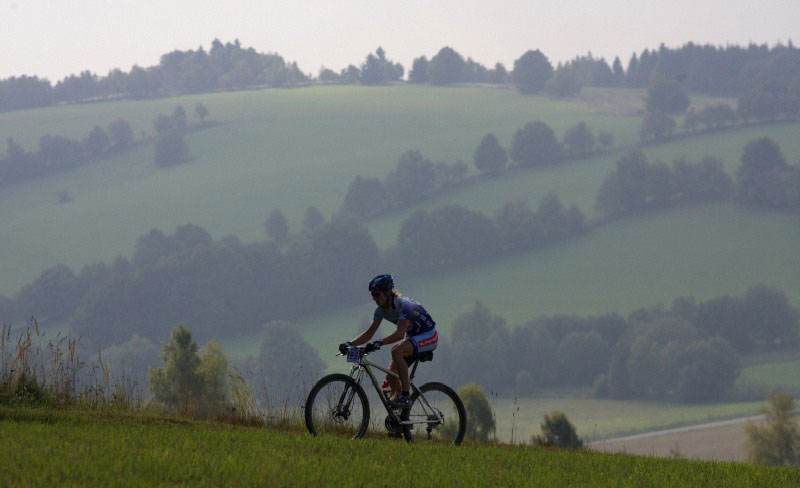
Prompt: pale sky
<box><xmin>2</xmin><ymin>0</ymin><xmax>797</xmax><ymax>82</ymax></box>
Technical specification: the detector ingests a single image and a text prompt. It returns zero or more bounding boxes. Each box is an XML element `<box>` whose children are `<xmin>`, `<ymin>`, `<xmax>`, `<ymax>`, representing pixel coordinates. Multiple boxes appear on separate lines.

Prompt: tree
<box><xmin>545</xmin><ymin>69</ymin><xmax>581</xmax><ymax>98</ymax></box>
<box><xmin>433</xmin><ymin>160</ymin><xmax>468</xmax><ymax>187</ymax></box>
<box><xmin>132</xmin><ymin>229</ymin><xmax>179</xmax><ymax>269</ymax></box>
<box><xmin>395</xmin><ymin>206</ymin><xmax>497</xmax><ymax>272</ymax></box>
<box><xmin>595</xmin><ymin>150</ymin><xmax>650</xmax><ymax>216</ymax></box>
<box><xmin>342</xmin><ymin>176</ymin><xmax>387</xmax><ymax>218</ymax></box>
<box><xmin>15</xmin><ymin>265</ymin><xmax>81</xmax><ymax>322</ymax></box>
<box><xmin>409</xmin><ymin>56</ymin><xmax>429</xmax><ymax>83</ymax></box>
<box><xmin>743</xmin><ymin>285</ymin><xmax>800</xmax><ymax>350</ymax></box>
<box><xmin>38</xmin><ymin>135</ymin><xmax>84</xmax><ymax>170</ymax></box>
<box><xmin>738</xmin><ymin>77</ymin><xmax>794</xmax><ymax>121</ymax></box>
<box><xmin>534</xmin><ymin>411</ymin><xmax>583</xmax><ymax>448</ymax></box>
<box><xmin>174</xmin><ymin>223</ymin><xmax>212</xmax><ymax>249</ymax></box>
<box><xmin>510</xmin><ymin>121</ymin><xmax>562</xmax><ymax>167</ymax></box>
<box><xmin>645</xmin><ymin>79</ymin><xmax>690</xmax><ymax>114</ymax></box>
<box><xmin>512</xmin><ymin>50</ymin><xmax>553</xmax><ymax>94</ymax></box>
<box><xmin>154</xmin><ymin>130</ymin><xmax>190</xmax><ymax>166</ymax></box>
<box><xmin>428</xmin><ymin>47</ymin><xmax>466</xmax><ymax>85</ymax></box>
<box><xmin>83</xmin><ymin>126</ymin><xmax>110</xmax><ymax>157</ymax></box>
<box><xmin>148</xmin><ymin>324</ymin><xmax>204</xmax><ymax>414</ymax></box>
<box><xmin>490</xmin><ymin>63</ymin><xmax>509</xmax><ymax>84</ymax></box>
<box><xmin>255</xmin><ymin>321</ymin><xmax>326</xmax><ymax>403</ymax></box>
<box><xmin>638</xmin><ymin>111</ymin><xmax>676</xmax><ymax>142</ymax></box>
<box><xmin>107</xmin><ymin>119</ymin><xmax>134</xmax><ymax>151</ymax></box>
<box><xmin>302</xmin><ymin>206</ymin><xmax>325</xmax><ymax>232</ymax></box>
<box><xmin>359</xmin><ymin>48</ymin><xmax>403</xmax><ymax>85</ymax></box>
<box><xmin>695</xmin><ymin>295</ymin><xmax>753</xmax><ymax>353</ymax></box>
<box><xmin>459</xmin><ymin>383</ymin><xmax>495</xmax><ymax>441</ymax></box>
<box><xmin>556</xmin><ymin>331</ymin><xmax>611</xmax><ymax>385</ymax></box>
<box><xmin>563</xmin><ymin>122</ymin><xmax>595</xmax><ymax>156</ymax></box>
<box><xmin>744</xmin><ymin>392</ymin><xmax>800</xmax><ymax>465</ymax></box>
<box><xmin>173</xmin><ymin>105</ymin><xmax>188</xmax><ymax>131</ymax></box>
<box><xmin>473</xmin><ymin>133</ymin><xmax>507</xmax><ymax>174</ymax></box>
<box><xmin>384</xmin><ymin>150</ymin><xmax>436</xmax><ymax>205</ymax></box>
<box><xmin>494</xmin><ymin>200</ymin><xmax>541</xmax><ymax>252</ymax></box>
<box><xmin>149</xmin><ymin>324</ymin><xmax>251</xmax><ymax>417</ymax></box>
<box><xmin>676</xmin><ymin>337</ymin><xmax>741</xmax><ymax>402</ymax></box>
<box><xmin>736</xmin><ymin>137</ymin><xmax>789</xmax><ymax>208</ymax></box>
<box><xmin>672</xmin><ymin>157</ymin><xmax>733</xmax><ymax>202</ymax></box>
<box><xmin>264</xmin><ymin>209</ymin><xmax>290</xmax><ymax>244</ymax></box>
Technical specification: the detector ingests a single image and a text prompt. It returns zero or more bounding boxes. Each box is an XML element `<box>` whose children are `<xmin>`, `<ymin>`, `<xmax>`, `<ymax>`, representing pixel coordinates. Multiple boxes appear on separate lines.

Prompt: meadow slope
<box><xmin>2</xmin><ymin>406</ymin><xmax>798</xmax><ymax>487</ymax></box>
<box><xmin>0</xmin><ymin>85</ymin><xmax>761</xmax><ymax>297</ymax></box>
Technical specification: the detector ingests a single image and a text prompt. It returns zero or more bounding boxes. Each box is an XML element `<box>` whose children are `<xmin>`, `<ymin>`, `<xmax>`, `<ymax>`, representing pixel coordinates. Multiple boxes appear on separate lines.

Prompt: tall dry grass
<box><xmin>1</xmin><ymin>319</ymin><xmax>142</xmax><ymax>409</ymax></box>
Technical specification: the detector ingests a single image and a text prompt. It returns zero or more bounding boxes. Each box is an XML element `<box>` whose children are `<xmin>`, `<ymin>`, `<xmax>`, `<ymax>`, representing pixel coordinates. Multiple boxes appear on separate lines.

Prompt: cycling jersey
<box><xmin>373</xmin><ymin>296</ymin><xmax>436</xmax><ymax>337</ymax></box>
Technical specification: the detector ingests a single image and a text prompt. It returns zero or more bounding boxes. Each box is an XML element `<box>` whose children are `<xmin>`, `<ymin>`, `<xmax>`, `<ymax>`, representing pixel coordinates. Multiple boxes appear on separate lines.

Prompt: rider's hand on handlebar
<box><xmin>338</xmin><ymin>342</ymin><xmax>352</xmax><ymax>355</ymax></box>
<box><xmin>364</xmin><ymin>339</ymin><xmax>383</xmax><ymax>353</ymax></box>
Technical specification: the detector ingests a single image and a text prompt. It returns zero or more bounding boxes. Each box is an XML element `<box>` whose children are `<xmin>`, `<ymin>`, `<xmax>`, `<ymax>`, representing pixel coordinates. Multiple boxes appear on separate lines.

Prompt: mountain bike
<box><xmin>304</xmin><ymin>345</ymin><xmax>466</xmax><ymax>445</ymax></box>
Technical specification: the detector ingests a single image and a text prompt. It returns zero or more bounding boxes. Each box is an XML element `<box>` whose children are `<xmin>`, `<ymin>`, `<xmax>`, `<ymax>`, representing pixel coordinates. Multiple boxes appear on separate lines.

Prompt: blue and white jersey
<box><xmin>373</xmin><ymin>296</ymin><xmax>436</xmax><ymax>337</ymax></box>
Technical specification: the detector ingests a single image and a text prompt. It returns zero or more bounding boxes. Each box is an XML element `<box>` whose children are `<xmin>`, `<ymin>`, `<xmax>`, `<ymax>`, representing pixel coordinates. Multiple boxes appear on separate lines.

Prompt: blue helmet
<box><xmin>368</xmin><ymin>274</ymin><xmax>394</xmax><ymax>293</ymax></box>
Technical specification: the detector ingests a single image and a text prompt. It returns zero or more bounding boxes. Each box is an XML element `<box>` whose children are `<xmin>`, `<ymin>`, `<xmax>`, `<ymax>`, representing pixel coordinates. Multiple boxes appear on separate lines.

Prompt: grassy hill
<box><xmin>2</xmin><ymin>406</ymin><xmax>798</xmax><ymax>486</ymax></box>
<box><xmin>0</xmin><ymin>84</ymin><xmax>751</xmax><ymax>297</ymax></box>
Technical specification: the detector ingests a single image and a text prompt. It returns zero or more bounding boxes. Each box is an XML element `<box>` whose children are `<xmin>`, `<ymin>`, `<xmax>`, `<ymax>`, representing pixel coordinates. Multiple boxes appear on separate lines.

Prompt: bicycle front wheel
<box><xmin>404</xmin><ymin>382</ymin><xmax>466</xmax><ymax>445</ymax></box>
<box><xmin>305</xmin><ymin>373</ymin><xmax>370</xmax><ymax>439</ymax></box>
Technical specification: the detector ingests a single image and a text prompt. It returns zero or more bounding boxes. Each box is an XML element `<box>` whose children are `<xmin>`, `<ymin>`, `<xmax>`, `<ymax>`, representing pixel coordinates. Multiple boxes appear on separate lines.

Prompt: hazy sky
<box><xmin>2</xmin><ymin>0</ymin><xmax>797</xmax><ymax>82</ymax></box>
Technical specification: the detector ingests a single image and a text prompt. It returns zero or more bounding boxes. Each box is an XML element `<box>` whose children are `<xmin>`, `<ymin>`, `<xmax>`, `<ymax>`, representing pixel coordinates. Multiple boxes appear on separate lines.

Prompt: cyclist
<box><xmin>339</xmin><ymin>274</ymin><xmax>438</xmax><ymax>408</ymax></box>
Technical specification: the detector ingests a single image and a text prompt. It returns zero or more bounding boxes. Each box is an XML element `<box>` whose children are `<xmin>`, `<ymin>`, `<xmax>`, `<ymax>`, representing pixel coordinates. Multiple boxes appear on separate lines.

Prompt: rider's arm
<box><xmin>379</xmin><ymin>319</ymin><xmax>410</xmax><ymax>345</ymax></box>
<box><xmin>350</xmin><ymin>320</ymin><xmax>381</xmax><ymax>346</ymax></box>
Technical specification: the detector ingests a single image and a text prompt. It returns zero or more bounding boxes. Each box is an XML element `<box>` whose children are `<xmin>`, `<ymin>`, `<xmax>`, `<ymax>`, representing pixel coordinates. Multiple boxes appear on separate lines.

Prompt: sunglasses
<box><xmin>371</xmin><ymin>292</ymin><xmax>383</xmax><ymax>298</ymax></box>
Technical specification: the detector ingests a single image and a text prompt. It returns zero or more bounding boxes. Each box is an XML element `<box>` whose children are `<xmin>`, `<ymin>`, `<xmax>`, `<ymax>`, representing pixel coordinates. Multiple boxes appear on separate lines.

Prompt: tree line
<box><xmin>0</xmin><ymin>103</ymin><xmax>211</xmax><ymax>190</ymax></box>
<box><xmin>434</xmin><ymin>285</ymin><xmax>799</xmax><ymax>403</ymax></box>
<box><xmin>3</xmin><ymin>40</ymin><xmax>799</xmax><ymax>112</ymax></box>
<box><xmin>636</xmin><ymin>78</ymin><xmax>799</xmax><ymax>144</ymax></box>
<box><xmin>0</xmin><ymin>187</ymin><xmax>586</xmax><ymax>352</ymax></box>
<box><xmin>0</xmin><ymin>120</ymin><xmax>135</xmax><ymax>190</ymax></box>
<box><xmin>595</xmin><ymin>138</ymin><xmax>800</xmax><ymax>218</ymax></box>
<box><xmin>0</xmin><ymin>39</ymin><xmax>307</xmax><ymax>112</ymax></box>
<box><xmin>342</xmin><ymin>120</ymin><xmax>613</xmax><ymax>220</ymax></box>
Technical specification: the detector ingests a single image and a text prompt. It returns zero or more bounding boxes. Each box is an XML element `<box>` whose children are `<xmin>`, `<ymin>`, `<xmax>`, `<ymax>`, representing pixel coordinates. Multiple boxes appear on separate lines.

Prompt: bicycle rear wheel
<box><xmin>305</xmin><ymin>374</ymin><xmax>370</xmax><ymax>439</ymax></box>
<box><xmin>403</xmin><ymin>382</ymin><xmax>466</xmax><ymax>445</ymax></box>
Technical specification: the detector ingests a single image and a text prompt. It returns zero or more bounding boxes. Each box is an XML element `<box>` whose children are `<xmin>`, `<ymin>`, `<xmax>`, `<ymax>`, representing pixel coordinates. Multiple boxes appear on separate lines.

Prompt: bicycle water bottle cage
<box><xmin>346</xmin><ymin>346</ymin><xmax>362</xmax><ymax>363</ymax></box>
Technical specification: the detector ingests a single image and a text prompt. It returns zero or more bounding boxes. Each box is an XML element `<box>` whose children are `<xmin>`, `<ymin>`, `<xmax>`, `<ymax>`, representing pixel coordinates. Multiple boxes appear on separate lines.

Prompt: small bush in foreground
<box><xmin>744</xmin><ymin>392</ymin><xmax>800</xmax><ymax>466</ymax></box>
<box><xmin>533</xmin><ymin>411</ymin><xmax>583</xmax><ymax>448</ymax></box>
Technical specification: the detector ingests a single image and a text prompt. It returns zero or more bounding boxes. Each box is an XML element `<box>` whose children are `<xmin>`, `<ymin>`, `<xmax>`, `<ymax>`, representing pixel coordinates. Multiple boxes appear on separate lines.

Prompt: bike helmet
<box><xmin>368</xmin><ymin>274</ymin><xmax>394</xmax><ymax>293</ymax></box>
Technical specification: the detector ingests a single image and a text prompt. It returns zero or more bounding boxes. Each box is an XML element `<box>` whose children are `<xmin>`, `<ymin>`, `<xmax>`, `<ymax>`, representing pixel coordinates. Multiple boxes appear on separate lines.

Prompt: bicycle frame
<box><xmin>347</xmin><ymin>354</ymin><xmax>443</xmax><ymax>427</ymax></box>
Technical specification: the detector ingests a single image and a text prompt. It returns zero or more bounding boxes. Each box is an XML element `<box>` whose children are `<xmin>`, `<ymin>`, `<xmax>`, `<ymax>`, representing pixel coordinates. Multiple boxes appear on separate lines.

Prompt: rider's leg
<box><xmin>386</xmin><ymin>360</ymin><xmax>401</xmax><ymax>395</ymax></box>
<box><xmin>390</xmin><ymin>340</ymin><xmax>414</xmax><ymax>393</ymax></box>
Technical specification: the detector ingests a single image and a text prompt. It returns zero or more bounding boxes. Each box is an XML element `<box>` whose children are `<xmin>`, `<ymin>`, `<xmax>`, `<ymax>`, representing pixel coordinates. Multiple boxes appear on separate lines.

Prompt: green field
<box><xmin>0</xmin><ymin>84</ymin><xmax>767</xmax><ymax>297</ymax></box>
<box><xmin>737</xmin><ymin>359</ymin><xmax>800</xmax><ymax>391</ymax></box>
<box><xmin>0</xmin><ymin>85</ymin><xmax>641</xmax><ymax>297</ymax></box>
<box><xmin>2</xmin><ymin>406</ymin><xmax>798</xmax><ymax>486</ymax></box>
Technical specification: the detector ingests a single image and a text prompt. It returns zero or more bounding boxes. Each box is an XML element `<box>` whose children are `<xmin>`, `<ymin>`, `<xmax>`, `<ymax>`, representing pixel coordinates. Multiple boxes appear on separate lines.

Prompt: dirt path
<box><xmin>589</xmin><ymin>414</ymin><xmax>767</xmax><ymax>462</ymax></box>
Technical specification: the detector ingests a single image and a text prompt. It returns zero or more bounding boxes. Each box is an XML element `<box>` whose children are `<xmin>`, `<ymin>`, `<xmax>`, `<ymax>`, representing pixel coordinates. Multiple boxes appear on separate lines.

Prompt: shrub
<box><xmin>533</xmin><ymin>411</ymin><xmax>583</xmax><ymax>448</ymax></box>
<box><xmin>744</xmin><ymin>392</ymin><xmax>800</xmax><ymax>465</ymax></box>
<box><xmin>459</xmin><ymin>383</ymin><xmax>495</xmax><ymax>442</ymax></box>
